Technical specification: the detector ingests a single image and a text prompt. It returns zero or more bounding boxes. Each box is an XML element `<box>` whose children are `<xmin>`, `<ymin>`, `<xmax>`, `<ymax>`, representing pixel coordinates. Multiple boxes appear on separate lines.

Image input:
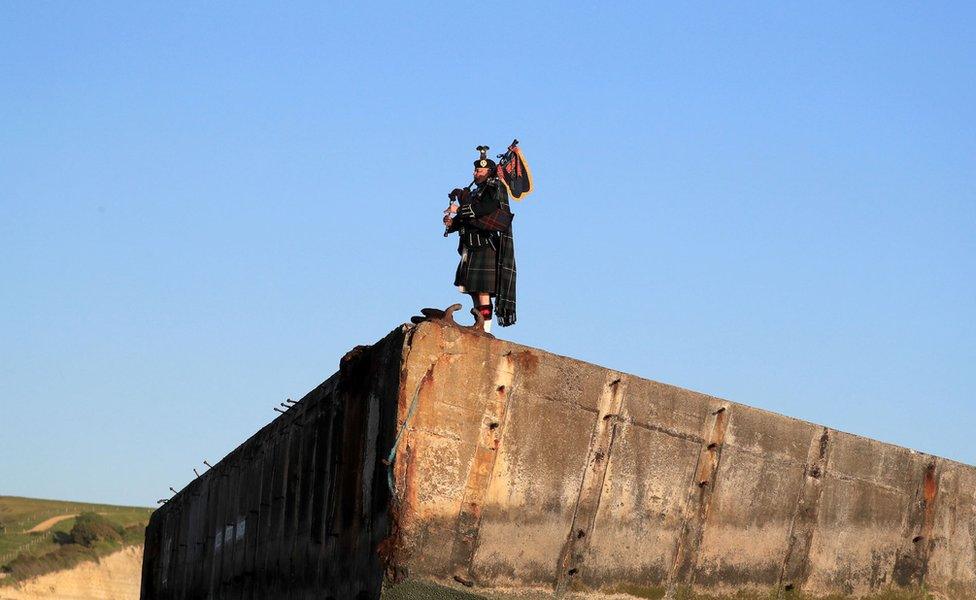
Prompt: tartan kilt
<box><xmin>454</xmin><ymin>245</ymin><xmax>497</xmax><ymax>294</ymax></box>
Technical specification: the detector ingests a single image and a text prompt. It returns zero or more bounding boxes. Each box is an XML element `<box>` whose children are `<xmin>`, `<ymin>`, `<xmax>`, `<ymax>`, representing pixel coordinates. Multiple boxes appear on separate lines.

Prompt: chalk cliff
<box><xmin>0</xmin><ymin>546</ymin><xmax>142</xmax><ymax>600</ymax></box>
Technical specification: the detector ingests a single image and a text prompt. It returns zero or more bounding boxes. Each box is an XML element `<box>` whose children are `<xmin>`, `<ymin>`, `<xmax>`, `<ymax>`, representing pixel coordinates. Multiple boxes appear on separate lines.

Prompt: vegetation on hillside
<box><xmin>0</xmin><ymin>496</ymin><xmax>153</xmax><ymax>586</ymax></box>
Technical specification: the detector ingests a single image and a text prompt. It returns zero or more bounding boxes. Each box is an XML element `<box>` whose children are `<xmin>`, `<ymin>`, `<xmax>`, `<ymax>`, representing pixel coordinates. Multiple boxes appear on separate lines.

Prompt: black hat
<box><xmin>474</xmin><ymin>145</ymin><xmax>496</xmax><ymax>170</ymax></box>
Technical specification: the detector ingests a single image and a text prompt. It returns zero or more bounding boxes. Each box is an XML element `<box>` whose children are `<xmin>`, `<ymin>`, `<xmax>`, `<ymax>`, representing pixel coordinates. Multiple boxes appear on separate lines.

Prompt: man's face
<box><xmin>473</xmin><ymin>167</ymin><xmax>490</xmax><ymax>183</ymax></box>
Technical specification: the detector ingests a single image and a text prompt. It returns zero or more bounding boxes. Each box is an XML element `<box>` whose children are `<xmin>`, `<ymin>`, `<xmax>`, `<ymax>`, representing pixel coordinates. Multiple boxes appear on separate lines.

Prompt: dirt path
<box><xmin>25</xmin><ymin>514</ymin><xmax>77</xmax><ymax>533</ymax></box>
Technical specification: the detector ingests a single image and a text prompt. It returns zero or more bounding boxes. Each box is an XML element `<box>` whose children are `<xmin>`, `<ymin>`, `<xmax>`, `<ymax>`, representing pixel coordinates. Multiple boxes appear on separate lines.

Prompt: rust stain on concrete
<box><xmin>508</xmin><ymin>349</ymin><xmax>540</xmax><ymax>375</ymax></box>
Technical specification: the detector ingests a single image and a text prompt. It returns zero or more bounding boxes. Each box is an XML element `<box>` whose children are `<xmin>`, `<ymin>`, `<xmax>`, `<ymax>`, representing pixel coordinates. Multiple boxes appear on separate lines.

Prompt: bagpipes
<box><xmin>495</xmin><ymin>139</ymin><xmax>533</xmax><ymax>200</ymax></box>
<box><xmin>443</xmin><ymin>139</ymin><xmax>534</xmax><ymax>237</ymax></box>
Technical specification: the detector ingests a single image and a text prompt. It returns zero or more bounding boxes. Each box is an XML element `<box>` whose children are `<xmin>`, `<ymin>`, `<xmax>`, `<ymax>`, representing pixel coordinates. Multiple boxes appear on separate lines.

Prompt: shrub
<box><xmin>122</xmin><ymin>523</ymin><xmax>147</xmax><ymax>545</ymax></box>
<box><xmin>69</xmin><ymin>512</ymin><xmax>123</xmax><ymax>547</ymax></box>
<box><xmin>51</xmin><ymin>530</ymin><xmax>73</xmax><ymax>545</ymax></box>
<box><xmin>1</xmin><ymin>544</ymin><xmax>98</xmax><ymax>582</ymax></box>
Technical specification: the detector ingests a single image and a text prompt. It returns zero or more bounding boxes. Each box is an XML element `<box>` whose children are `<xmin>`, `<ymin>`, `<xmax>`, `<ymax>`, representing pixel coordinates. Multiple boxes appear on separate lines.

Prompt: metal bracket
<box><xmin>410</xmin><ymin>303</ymin><xmax>494</xmax><ymax>337</ymax></box>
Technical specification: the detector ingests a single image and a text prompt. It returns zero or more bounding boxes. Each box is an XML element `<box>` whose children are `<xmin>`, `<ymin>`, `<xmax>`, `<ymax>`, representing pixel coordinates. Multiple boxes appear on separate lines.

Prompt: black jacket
<box><xmin>449</xmin><ymin>179</ymin><xmax>504</xmax><ymax>250</ymax></box>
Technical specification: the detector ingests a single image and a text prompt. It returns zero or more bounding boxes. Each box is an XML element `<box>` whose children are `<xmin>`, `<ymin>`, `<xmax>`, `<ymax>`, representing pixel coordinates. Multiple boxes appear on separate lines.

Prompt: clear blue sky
<box><xmin>2</xmin><ymin>3</ymin><xmax>973</xmax><ymax>507</ymax></box>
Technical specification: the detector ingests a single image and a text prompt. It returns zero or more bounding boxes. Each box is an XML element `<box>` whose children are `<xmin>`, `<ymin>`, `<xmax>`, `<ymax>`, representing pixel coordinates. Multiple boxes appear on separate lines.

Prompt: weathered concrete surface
<box><xmin>143</xmin><ymin>321</ymin><xmax>976</xmax><ymax>599</ymax></box>
<box><xmin>387</xmin><ymin>322</ymin><xmax>976</xmax><ymax>599</ymax></box>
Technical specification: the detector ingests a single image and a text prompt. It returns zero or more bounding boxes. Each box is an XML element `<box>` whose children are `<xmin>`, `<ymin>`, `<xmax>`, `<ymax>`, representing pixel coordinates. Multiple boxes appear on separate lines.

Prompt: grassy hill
<box><xmin>0</xmin><ymin>496</ymin><xmax>153</xmax><ymax>585</ymax></box>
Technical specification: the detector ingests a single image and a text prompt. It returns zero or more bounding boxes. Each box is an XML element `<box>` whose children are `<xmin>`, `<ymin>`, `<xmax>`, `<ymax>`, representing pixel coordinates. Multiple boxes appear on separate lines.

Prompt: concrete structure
<box><xmin>142</xmin><ymin>321</ymin><xmax>976</xmax><ymax>599</ymax></box>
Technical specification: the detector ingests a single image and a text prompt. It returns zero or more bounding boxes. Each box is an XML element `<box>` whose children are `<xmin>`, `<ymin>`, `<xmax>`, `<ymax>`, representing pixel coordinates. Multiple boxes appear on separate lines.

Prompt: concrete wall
<box><xmin>141</xmin><ymin>328</ymin><xmax>405</xmax><ymax>599</ymax></box>
<box><xmin>143</xmin><ymin>321</ymin><xmax>976</xmax><ymax>599</ymax></box>
<box><xmin>388</xmin><ymin>322</ymin><xmax>976</xmax><ymax>599</ymax></box>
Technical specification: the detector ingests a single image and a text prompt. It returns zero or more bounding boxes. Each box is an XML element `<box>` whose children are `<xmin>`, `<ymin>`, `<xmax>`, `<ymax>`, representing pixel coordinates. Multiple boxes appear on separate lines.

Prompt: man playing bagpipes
<box><xmin>442</xmin><ymin>142</ymin><xmax>530</xmax><ymax>333</ymax></box>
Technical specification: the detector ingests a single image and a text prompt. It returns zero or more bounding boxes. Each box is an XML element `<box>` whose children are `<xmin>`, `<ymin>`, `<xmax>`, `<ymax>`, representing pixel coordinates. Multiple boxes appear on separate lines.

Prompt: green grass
<box><xmin>0</xmin><ymin>495</ymin><xmax>153</xmax><ymax>583</ymax></box>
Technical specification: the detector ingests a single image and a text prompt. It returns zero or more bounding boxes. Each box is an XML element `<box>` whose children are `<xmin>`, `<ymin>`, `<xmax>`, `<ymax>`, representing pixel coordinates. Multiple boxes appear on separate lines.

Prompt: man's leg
<box><xmin>469</xmin><ymin>292</ymin><xmax>493</xmax><ymax>332</ymax></box>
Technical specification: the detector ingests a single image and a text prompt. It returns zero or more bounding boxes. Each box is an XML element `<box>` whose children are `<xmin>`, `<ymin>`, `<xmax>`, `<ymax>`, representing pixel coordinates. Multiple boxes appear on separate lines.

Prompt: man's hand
<box><xmin>444</xmin><ymin>203</ymin><xmax>458</xmax><ymax>228</ymax></box>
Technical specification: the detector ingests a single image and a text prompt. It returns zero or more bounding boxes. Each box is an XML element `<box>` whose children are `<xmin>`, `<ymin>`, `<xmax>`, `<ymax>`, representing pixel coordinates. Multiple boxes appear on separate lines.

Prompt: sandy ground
<box><xmin>0</xmin><ymin>546</ymin><xmax>142</xmax><ymax>600</ymax></box>
<box><xmin>25</xmin><ymin>515</ymin><xmax>77</xmax><ymax>533</ymax></box>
